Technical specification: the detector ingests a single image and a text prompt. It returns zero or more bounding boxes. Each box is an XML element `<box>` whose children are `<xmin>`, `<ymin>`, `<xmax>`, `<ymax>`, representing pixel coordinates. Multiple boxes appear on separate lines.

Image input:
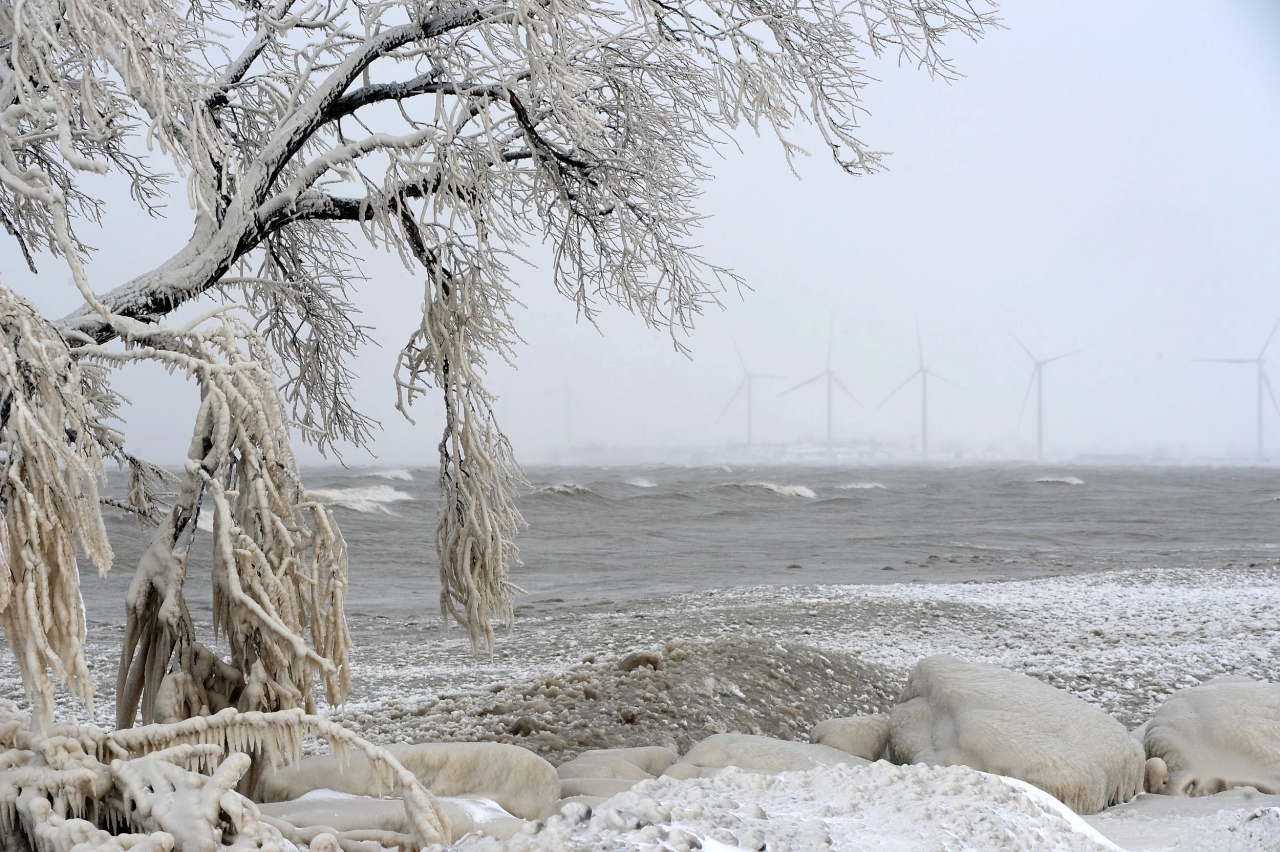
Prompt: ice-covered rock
<box><xmin>559</xmin><ymin>777</ymin><xmax>644</xmax><ymax>798</ymax></box>
<box><xmin>810</xmin><ymin>714</ymin><xmax>890</xmax><ymax>760</ymax></box>
<box><xmin>1143</xmin><ymin>677</ymin><xmax>1280</xmax><ymax>797</ymax></box>
<box><xmin>672</xmin><ymin>732</ymin><xmax>868</xmax><ymax>775</ymax></box>
<box><xmin>260</xmin><ymin>792</ymin><xmax>531</xmax><ymax>843</ymax></box>
<box><xmin>257</xmin><ymin>741</ymin><xmax>559</xmax><ymax>819</ymax></box>
<box><xmin>887</xmin><ymin>655</ymin><xmax>1144</xmax><ymax>814</ymax></box>
<box><xmin>568</xmin><ymin>746</ymin><xmax>679</xmax><ymax>776</ymax></box>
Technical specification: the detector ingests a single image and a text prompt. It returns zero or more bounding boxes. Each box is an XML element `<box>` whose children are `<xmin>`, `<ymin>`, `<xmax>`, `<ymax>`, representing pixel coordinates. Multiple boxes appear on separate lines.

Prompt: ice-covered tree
<box><xmin>0</xmin><ymin>0</ymin><xmax>994</xmax><ymax>844</ymax></box>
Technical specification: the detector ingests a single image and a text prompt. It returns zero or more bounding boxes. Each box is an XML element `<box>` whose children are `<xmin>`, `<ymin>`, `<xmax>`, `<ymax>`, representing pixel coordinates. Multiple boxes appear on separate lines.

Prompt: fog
<box><xmin>9</xmin><ymin>0</ymin><xmax>1280</xmax><ymax>465</ymax></box>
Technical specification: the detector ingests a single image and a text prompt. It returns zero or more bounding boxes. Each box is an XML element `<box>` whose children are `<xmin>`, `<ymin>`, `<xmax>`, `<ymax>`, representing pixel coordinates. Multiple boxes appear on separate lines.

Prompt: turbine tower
<box><xmin>779</xmin><ymin>322</ymin><xmax>861</xmax><ymax>446</ymax></box>
<box><xmin>879</xmin><ymin>326</ymin><xmax>949</xmax><ymax>459</ymax></box>
<box><xmin>717</xmin><ymin>337</ymin><xmax>783</xmax><ymax>446</ymax></box>
<box><xmin>1014</xmin><ymin>337</ymin><xmax>1082</xmax><ymax>461</ymax></box>
<box><xmin>1195</xmin><ymin>317</ymin><xmax>1280</xmax><ymax>459</ymax></box>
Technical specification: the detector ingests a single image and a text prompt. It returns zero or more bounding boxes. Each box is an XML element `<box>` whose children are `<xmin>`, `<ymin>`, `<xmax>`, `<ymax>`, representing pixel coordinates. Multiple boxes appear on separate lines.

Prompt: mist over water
<box><xmin>83</xmin><ymin>464</ymin><xmax>1280</xmax><ymax>627</ymax></box>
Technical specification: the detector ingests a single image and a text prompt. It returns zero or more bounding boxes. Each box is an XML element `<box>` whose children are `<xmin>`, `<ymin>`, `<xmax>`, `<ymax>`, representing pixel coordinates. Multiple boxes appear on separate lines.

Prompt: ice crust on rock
<box><xmin>810</xmin><ymin>714</ymin><xmax>890</xmax><ymax>760</ymax></box>
<box><xmin>673</xmin><ymin>732</ymin><xmax>868</xmax><ymax>775</ymax></box>
<box><xmin>258</xmin><ymin>741</ymin><xmax>559</xmax><ymax>820</ymax></box>
<box><xmin>460</xmin><ymin>761</ymin><xmax>1117</xmax><ymax>852</ymax></box>
<box><xmin>888</xmin><ymin>655</ymin><xmax>1144</xmax><ymax>814</ymax></box>
<box><xmin>1143</xmin><ymin>677</ymin><xmax>1280</xmax><ymax>797</ymax></box>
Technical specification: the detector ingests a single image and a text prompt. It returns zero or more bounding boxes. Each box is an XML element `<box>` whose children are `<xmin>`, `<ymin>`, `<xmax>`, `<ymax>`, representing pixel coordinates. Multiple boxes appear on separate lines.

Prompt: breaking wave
<box><xmin>371</xmin><ymin>469</ymin><xmax>414</xmax><ymax>481</ymax></box>
<box><xmin>733</xmin><ymin>482</ymin><xmax>817</xmax><ymax>499</ymax></box>
<box><xmin>533</xmin><ymin>483</ymin><xmax>600</xmax><ymax>498</ymax></box>
<box><xmin>1034</xmin><ymin>476</ymin><xmax>1085</xmax><ymax>486</ymax></box>
<box><xmin>838</xmin><ymin>482</ymin><xmax>885</xmax><ymax>490</ymax></box>
<box><xmin>626</xmin><ymin>477</ymin><xmax>657</xmax><ymax>488</ymax></box>
<box><xmin>307</xmin><ymin>485</ymin><xmax>414</xmax><ymax>513</ymax></box>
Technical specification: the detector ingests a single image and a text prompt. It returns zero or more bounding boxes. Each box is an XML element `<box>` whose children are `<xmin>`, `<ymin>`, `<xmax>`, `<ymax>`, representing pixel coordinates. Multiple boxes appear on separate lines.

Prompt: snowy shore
<box><xmin>4</xmin><ymin>564</ymin><xmax>1279</xmax><ymax>850</ymax></box>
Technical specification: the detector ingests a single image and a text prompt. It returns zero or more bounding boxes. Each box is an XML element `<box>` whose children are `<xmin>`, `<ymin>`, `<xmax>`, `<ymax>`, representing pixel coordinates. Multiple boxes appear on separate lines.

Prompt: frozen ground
<box><xmin>4</xmin><ymin>564</ymin><xmax>1277</xmax><ymax>738</ymax></box>
<box><xmin>3</xmin><ymin>565</ymin><xmax>1279</xmax><ymax>850</ymax></box>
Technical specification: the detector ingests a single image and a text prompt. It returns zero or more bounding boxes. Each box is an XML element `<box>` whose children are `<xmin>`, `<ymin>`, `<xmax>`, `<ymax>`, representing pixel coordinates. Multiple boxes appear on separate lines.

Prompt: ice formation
<box><xmin>1143</xmin><ymin>677</ymin><xmax>1280</xmax><ymax>796</ymax></box>
<box><xmin>0</xmin><ymin>289</ymin><xmax>114</xmax><ymax>729</ymax></box>
<box><xmin>0</xmin><ymin>702</ymin><xmax>449</xmax><ymax>850</ymax></box>
<box><xmin>888</xmin><ymin>655</ymin><xmax>1145</xmax><ymax>814</ymax></box>
<box><xmin>259</xmin><ymin>741</ymin><xmax>559</xmax><ymax>821</ymax></box>
<box><xmin>809</xmin><ymin>714</ymin><xmax>890</xmax><ymax>760</ymax></box>
<box><xmin>672</xmin><ymin>732</ymin><xmax>866</xmax><ymax>775</ymax></box>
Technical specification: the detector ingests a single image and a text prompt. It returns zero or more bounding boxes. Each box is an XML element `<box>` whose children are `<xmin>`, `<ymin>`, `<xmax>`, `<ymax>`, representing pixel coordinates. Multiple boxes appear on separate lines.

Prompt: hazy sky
<box><xmin>10</xmin><ymin>0</ymin><xmax>1280</xmax><ymax>465</ymax></box>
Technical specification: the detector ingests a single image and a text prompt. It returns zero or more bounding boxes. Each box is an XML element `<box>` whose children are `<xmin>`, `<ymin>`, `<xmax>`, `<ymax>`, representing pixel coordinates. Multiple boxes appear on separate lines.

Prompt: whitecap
<box><xmin>837</xmin><ymin>482</ymin><xmax>885</xmax><ymax>490</ymax></box>
<box><xmin>1034</xmin><ymin>476</ymin><xmax>1084</xmax><ymax>485</ymax></box>
<box><xmin>534</xmin><ymin>483</ymin><xmax>598</xmax><ymax>497</ymax></box>
<box><xmin>307</xmin><ymin>485</ymin><xmax>414</xmax><ymax>513</ymax></box>
<box><xmin>627</xmin><ymin>477</ymin><xmax>657</xmax><ymax>488</ymax></box>
<box><xmin>744</xmin><ymin>482</ymin><xmax>816</xmax><ymax>499</ymax></box>
<box><xmin>371</xmin><ymin>468</ymin><xmax>414</xmax><ymax>481</ymax></box>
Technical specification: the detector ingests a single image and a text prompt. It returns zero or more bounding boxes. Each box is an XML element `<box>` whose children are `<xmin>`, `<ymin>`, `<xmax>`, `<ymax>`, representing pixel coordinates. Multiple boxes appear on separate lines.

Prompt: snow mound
<box><xmin>742</xmin><ymin>482</ymin><xmax>817</xmax><ymax>499</ymax></box>
<box><xmin>469</xmin><ymin>762</ymin><xmax>1117</xmax><ymax>851</ymax></box>
<box><xmin>1034</xmin><ymin>476</ymin><xmax>1085</xmax><ymax>485</ymax></box>
<box><xmin>306</xmin><ymin>484</ymin><xmax>413</xmax><ymax>513</ymax></box>
<box><xmin>837</xmin><ymin>482</ymin><xmax>885</xmax><ymax>490</ymax></box>
<box><xmin>371</xmin><ymin>468</ymin><xmax>415</xmax><ymax>481</ymax></box>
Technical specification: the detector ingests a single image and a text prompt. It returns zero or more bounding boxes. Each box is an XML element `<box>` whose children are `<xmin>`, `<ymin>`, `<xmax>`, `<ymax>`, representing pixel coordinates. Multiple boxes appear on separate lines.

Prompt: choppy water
<box><xmin>82</xmin><ymin>464</ymin><xmax>1280</xmax><ymax>627</ymax></box>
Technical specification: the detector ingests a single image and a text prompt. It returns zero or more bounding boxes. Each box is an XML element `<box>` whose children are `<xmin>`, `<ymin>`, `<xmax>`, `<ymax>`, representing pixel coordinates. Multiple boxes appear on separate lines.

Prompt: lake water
<box><xmin>82</xmin><ymin>463</ymin><xmax>1280</xmax><ymax>626</ymax></box>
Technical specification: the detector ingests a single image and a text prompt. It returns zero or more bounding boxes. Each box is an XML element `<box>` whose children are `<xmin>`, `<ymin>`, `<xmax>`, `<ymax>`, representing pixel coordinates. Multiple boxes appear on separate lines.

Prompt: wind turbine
<box><xmin>1014</xmin><ymin>337</ymin><xmax>1083</xmax><ymax>461</ymax></box>
<box><xmin>879</xmin><ymin>326</ymin><xmax>950</xmax><ymax>459</ymax></box>
<box><xmin>778</xmin><ymin>322</ymin><xmax>861</xmax><ymax>446</ymax></box>
<box><xmin>1195</xmin><ymin>317</ymin><xmax>1280</xmax><ymax>459</ymax></box>
<box><xmin>717</xmin><ymin>337</ymin><xmax>783</xmax><ymax>446</ymax></box>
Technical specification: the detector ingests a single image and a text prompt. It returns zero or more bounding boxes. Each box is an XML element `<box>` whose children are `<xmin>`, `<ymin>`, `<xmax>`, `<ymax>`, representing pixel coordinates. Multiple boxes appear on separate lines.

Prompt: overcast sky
<box><xmin>10</xmin><ymin>0</ymin><xmax>1280</xmax><ymax>465</ymax></box>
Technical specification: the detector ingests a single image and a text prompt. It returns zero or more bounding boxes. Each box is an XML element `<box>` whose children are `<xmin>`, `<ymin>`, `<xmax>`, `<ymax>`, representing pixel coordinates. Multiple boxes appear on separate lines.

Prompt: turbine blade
<box><xmin>778</xmin><ymin>373</ymin><xmax>825</xmax><ymax>397</ymax></box>
<box><xmin>926</xmin><ymin>369</ymin><xmax>957</xmax><ymax>386</ymax></box>
<box><xmin>753</xmin><ymin>374</ymin><xmax>788</xmax><ymax>380</ymax></box>
<box><xmin>1011</xmin><ymin>333</ymin><xmax>1036</xmax><ymax>363</ymax></box>
<box><xmin>1042</xmin><ymin>347</ymin><xmax>1085</xmax><ymax>365</ymax></box>
<box><xmin>1017</xmin><ymin>368</ymin><xmax>1037</xmax><ymax>426</ymax></box>
<box><xmin>831</xmin><ymin>374</ymin><xmax>863</xmax><ymax>408</ymax></box>
<box><xmin>1261</xmin><ymin>316</ymin><xmax>1280</xmax><ymax>359</ymax></box>
<box><xmin>1265</xmin><ymin>370</ymin><xmax>1280</xmax><ymax>421</ymax></box>
<box><xmin>878</xmin><ymin>369</ymin><xmax>922</xmax><ymax>410</ymax></box>
<box><xmin>915</xmin><ymin>322</ymin><xmax>924</xmax><ymax>370</ymax></box>
<box><xmin>730</xmin><ymin>333</ymin><xmax>747</xmax><ymax>374</ymax></box>
<box><xmin>827</xmin><ymin>318</ymin><xmax>834</xmax><ymax>371</ymax></box>
<box><xmin>715</xmin><ymin>379</ymin><xmax>746</xmax><ymax>423</ymax></box>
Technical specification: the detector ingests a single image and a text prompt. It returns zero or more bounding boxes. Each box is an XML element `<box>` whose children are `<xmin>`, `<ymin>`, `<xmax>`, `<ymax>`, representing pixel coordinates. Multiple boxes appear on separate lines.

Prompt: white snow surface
<box><xmin>472</xmin><ymin>763</ymin><xmax>1117</xmax><ymax>851</ymax></box>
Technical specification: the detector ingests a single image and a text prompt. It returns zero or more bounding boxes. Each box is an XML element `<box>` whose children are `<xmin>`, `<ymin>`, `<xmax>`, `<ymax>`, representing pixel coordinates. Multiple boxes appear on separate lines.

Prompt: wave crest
<box><xmin>307</xmin><ymin>485</ymin><xmax>414</xmax><ymax>513</ymax></box>
<box><xmin>740</xmin><ymin>482</ymin><xmax>817</xmax><ymax>499</ymax></box>
<box><xmin>626</xmin><ymin>477</ymin><xmax>657</xmax><ymax>488</ymax></box>
<box><xmin>837</xmin><ymin>482</ymin><xmax>885</xmax><ymax>490</ymax></box>
<box><xmin>371</xmin><ymin>469</ymin><xmax>414</xmax><ymax>481</ymax></box>
<box><xmin>1034</xmin><ymin>476</ymin><xmax>1084</xmax><ymax>486</ymax></box>
<box><xmin>533</xmin><ymin>483</ymin><xmax>599</xmax><ymax>497</ymax></box>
